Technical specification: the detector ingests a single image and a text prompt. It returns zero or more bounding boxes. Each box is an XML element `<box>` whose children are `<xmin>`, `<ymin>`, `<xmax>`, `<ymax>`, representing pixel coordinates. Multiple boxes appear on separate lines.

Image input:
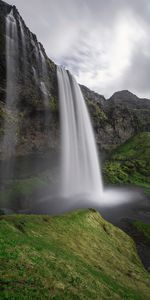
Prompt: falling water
<box><xmin>32</xmin><ymin>66</ymin><xmax>38</xmax><ymax>85</ymax></box>
<box><xmin>30</xmin><ymin>37</ymin><xmax>50</xmax><ymax>133</ymax></box>
<box><xmin>39</xmin><ymin>44</ymin><xmax>49</xmax><ymax>107</ymax></box>
<box><xmin>57</xmin><ymin>66</ymin><xmax>137</xmax><ymax>211</ymax></box>
<box><xmin>2</xmin><ymin>8</ymin><xmax>19</xmax><ymax>158</ymax></box>
<box><xmin>0</xmin><ymin>9</ymin><xmax>136</xmax><ymax>214</ymax></box>
<box><xmin>5</xmin><ymin>9</ymin><xmax>18</xmax><ymax>110</ymax></box>
<box><xmin>38</xmin><ymin>44</ymin><xmax>50</xmax><ymax>135</ymax></box>
<box><xmin>31</xmin><ymin>38</ymin><xmax>49</xmax><ymax>107</ymax></box>
<box><xmin>57</xmin><ymin>66</ymin><xmax>103</xmax><ymax>200</ymax></box>
<box><xmin>30</xmin><ymin>36</ymin><xmax>40</xmax><ymax>84</ymax></box>
<box><xmin>19</xmin><ymin>17</ymin><xmax>27</xmax><ymax>80</ymax></box>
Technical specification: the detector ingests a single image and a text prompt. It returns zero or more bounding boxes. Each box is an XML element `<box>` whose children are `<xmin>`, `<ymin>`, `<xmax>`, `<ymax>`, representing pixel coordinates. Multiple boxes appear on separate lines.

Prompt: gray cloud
<box><xmin>122</xmin><ymin>46</ymin><xmax>150</xmax><ymax>97</ymax></box>
<box><xmin>6</xmin><ymin>0</ymin><xmax>150</xmax><ymax>98</ymax></box>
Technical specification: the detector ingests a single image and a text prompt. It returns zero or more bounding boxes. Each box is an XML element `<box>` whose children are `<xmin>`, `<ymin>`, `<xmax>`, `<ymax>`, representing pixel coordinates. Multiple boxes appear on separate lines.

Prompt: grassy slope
<box><xmin>103</xmin><ymin>132</ymin><xmax>150</xmax><ymax>193</ymax></box>
<box><xmin>0</xmin><ymin>210</ymin><xmax>150</xmax><ymax>300</ymax></box>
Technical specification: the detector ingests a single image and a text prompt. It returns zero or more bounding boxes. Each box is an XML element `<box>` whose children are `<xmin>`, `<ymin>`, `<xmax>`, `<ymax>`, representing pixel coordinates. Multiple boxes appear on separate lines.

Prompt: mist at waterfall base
<box><xmin>0</xmin><ymin>9</ymin><xmax>144</xmax><ymax>221</ymax></box>
<box><xmin>26</xmin><ymin>67</ymin><xmax>141</xmax><ymax>217</ymax></box>
<box><xmin>39</xmin><ymin>66</ymin><xmax>140</xmax><ymax>217</ymax></box>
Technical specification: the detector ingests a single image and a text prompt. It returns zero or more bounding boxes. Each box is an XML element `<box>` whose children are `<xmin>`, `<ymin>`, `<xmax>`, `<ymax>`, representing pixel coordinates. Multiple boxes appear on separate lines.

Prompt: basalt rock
<box><xmin>82</xmin><ymin>87</ymin><xmax>150</xmax><ymax>156</ymax></box>
<box><xmin>0</xmin><ymin>0</ymin><xmax>59</xmax><ymax>158</ymax></box>
<box><xmin>0</xmin><ymin>0</ymin><xmax>150</xmax><ymax>160</ymax></box>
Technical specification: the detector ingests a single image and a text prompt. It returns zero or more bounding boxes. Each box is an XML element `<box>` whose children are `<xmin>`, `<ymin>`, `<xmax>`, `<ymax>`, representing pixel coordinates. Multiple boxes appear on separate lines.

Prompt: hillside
<box><xmin>104</xmin><ymin>132</ymin><xmax>150</xmax><ymax>193</ymax></box>
<box><xmin>0</xmin><ymin>209</ymin><xmax>150</xmax><ymax>300</ymax></box>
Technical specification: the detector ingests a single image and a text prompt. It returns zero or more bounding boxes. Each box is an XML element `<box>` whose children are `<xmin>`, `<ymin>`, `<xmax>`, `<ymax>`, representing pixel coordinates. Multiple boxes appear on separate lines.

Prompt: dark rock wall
<box><xmin>0</xmin><ymin>0</ymin><xmax>10</xmax><ymax>99</ymax></box>
<box><xmin>0</xmin><ymin>0</ymin><xmax>59</xmax><ymax>158</ymax></box>
<box><xmin>0</xmin><ymin>0</ymin><xmax>150</xmax><ymax>160</ymax></box>
<box><xmin>82</xmin><ymin>87</ymin><xmax>150</xmax><ymax>155</ymax></box>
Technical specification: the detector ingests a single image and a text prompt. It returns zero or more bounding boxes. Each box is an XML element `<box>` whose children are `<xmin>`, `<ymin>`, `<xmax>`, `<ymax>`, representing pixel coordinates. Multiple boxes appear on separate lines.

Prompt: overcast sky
<box><xmin>6</xmin><ymin>0</ymin><xmax>150</xmax><ymax>98</ymax></box>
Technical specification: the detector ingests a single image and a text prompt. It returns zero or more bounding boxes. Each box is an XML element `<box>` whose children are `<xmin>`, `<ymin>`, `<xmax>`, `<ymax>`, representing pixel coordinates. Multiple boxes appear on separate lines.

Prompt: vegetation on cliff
<box><xmin>132</xmin><ymin>221</ymin><xmax>150</xmax><ymax>244</ymax></box>
<box><xmin>103</xmin><ymin>132</ymin><xmax>150</xmax><ymax>193</ymax></box>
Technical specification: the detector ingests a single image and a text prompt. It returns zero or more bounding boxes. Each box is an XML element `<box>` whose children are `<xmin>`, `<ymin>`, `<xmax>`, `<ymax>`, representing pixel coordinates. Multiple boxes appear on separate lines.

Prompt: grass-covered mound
<box><xmin>0</xmin><ymin>210</ymin><xmax>150</xmax><ymax>299</ymax></box>
<box><xmin>104</xmin><ymin>132</ymin><xmax>150</xmax><ymax>193</ymax></box>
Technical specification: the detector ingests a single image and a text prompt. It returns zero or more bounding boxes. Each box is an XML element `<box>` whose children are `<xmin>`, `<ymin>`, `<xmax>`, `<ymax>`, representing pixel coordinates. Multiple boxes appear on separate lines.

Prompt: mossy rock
<box><xmin>103</xmin><ymin>132</ymin><xmax>150</xmax><ymax>193</ymax></box>
<box><xmin>50</xmin><ymin>96</ymin><xmax>58</xmax><ymax>112</ymax></box>
<box><xmin>87</xmin><ymin>99</ymin><xmax>107</xmax><ymax>122</ymax></box>
<box><xmin>132</xmin><ymin>221</ymin><xmax>150</xmax><ymax>244</ymax></box>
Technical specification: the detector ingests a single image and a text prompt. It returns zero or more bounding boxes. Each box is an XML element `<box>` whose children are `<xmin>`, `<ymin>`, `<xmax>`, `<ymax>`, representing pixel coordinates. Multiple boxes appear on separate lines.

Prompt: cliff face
<box><xmin>82</xmin><ymin>87</ymin><xmax>150</xmax><ymax>155</ymax></box>
<box><xmin>0</xmin><ymin>0</ymin><xmax>150</xmax><ymax>160</ymax></box>
<box><xmin>0</xmin><ymin>0</ymin><xmax>59</xmax><ymax>158</ymax></box>
<box><xmin>0</xmin><ymin>0</ymin><xmax>8</xmax><ymax>97</ymax></box>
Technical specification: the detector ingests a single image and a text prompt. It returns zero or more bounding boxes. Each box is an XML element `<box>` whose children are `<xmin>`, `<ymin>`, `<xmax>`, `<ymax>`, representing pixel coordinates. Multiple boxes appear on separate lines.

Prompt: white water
<box><xmin>31</xmin><ymin>38</ymin><xmax>49</xmax><ymax>107</ymax></box>
<box><xmin>1</xmin><ymin>10</ymin><xmax>137</xmax><ymax>212</ymax></box>
<box><xmin>5</xmin><ymin>9</ymin><xmax>18</xmax><ymax>109</ymax></box>
<box><xmin>39</xmin><ymin>45</ymin><xmax>49</xmax><ymax>107</ymax></box>
<box><xmin>30</xmin><ymin>37</ymin><xmax>40</xmax><ymax>84</ymax></box>
<box><xmin>19</xmin><ymin>17</ymin><xmax>27</xmax><ymax>79</ymax></box>
<box><xmin>32</xmin><ymin>66</ymin><xmax>38</xmax><ymax>85</ymax></box>
<box><xmin>57</xmin><ymin>66</ymin><xmax>103</xmax><ymax>200</ymax></box>
<box><xmin>2</xmin><ymin>9</ymin><xmax>19</xmax><ymax>158</ymax></box>
<box><xmin>57</xmin><ymin>66</ymin><xmax>136</xmax><ymax>209</ymax></box>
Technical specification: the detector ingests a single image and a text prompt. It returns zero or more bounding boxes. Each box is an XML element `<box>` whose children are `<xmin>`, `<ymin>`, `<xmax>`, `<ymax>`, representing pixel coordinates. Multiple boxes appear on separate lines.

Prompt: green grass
<box><xmin>132</xmin><ymin>221</ymin><xmax>150</xmax><ymax>244</ymax></box>
<box><xmin>0</xmin><ymin>210</ymin><xmax>150</xmax><ymax>299</ymax></box>
<box><xmin>111</xmin><ymin>132</ymin><xmax>150</xmax><ymax>161</ymax></box>
<box><xmin>103</xmin><ymin>132</ymin><xmax>150</xmax><ymax>193</ymax></box>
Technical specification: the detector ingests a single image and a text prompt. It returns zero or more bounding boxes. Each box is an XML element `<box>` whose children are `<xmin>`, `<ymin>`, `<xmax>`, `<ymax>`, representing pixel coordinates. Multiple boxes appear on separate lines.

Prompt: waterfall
<box><xmin>31</xmin><ymin>38</ymin><xmax>49</xmax><ymax>107</ymax></box>
<box><xmin>39</xmin><ymin>45</ymin><xmax>49</xmax><ymax>107</ymax></box>
<box><xmin>32</xmin><ymin>66</ymin><xmax>38</xmax><ymax>85</ymax></box>
<box><xmin>30</xmin><ymin>36</ymin><xmax>40</xmax><ymax>84</ymax></box>
<box><xmin>30</xmin><ymin>36</ymin><xmax>50</xmax><ymax>133</ymax></box>
<box><xmin>19</xmin><ymin>17</ymin><xmax>27</xmax><ymax>80</ymax></box>
<box><xmin>1</xmin><ymin>8</ymin><xmax>135</xmax><ymax>213</ymax></box>
<box><xmin>5</xmin><ymin>9</ymin><xmax>18</xmax><ymax>110</ymax></box>
<box><xmin>38</xmin><ymin>45</ymin><xmax>50</xmax><ymax>134</ymax></box>
<box><xmin>57</xmin><ymin>66</ymin><xmax>103</xmax><ymax>200</ymax></box>
<box><xmin>57</xmin><ymin>66</ymin><xmax>136</xmax><ymax>210</ymax></box>
<box><xmin>2</xmin><ymin>8</ymin><xmax>19</xmax><ymax>158</ymax></box>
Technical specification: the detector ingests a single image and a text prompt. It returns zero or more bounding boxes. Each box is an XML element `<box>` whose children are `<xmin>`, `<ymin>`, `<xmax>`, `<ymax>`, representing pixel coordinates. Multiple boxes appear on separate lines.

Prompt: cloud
<box><xmin>6</xmin><ymin>0</ymin><xmax>150</xmax><ymax>98</ymax></box>
<box><xmin>123</xmin><ymin>45</ymin><xmax>150</xmax><ymax>97</ymax></box>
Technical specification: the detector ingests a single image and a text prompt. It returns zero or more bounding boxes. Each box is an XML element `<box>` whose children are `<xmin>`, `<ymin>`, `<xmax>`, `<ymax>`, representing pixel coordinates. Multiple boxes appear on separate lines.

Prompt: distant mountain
<box><xmin>108</xmin><ymin>90</ymin><xmax>150</xmax><ymax>109</ymax></box>
<box><xmin>82</xmin><ymin>87</ymin><xmax>150</xmax><ymax>155</ymax></box>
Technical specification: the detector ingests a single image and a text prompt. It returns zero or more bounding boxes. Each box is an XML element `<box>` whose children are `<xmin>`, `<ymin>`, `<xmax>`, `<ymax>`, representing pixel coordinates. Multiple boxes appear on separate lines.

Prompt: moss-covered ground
<box><xmin>103</xmin><ymin>132</ymin><xmax>150</xmax><ymax>193</ymax></box>
<box><xmin>132</xmin><ymin>221</ymin><xmax>150</xmax><ymax>244</ymax></box>
<box><xmin>0</xmin><ymin>129</ymin><xmax>149</xmax><ymax>299</ymax></box>
<box><xmin>0</xmin><ymin>210</ymin><xmax>150</xmax><ymax>299</ymax></box>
